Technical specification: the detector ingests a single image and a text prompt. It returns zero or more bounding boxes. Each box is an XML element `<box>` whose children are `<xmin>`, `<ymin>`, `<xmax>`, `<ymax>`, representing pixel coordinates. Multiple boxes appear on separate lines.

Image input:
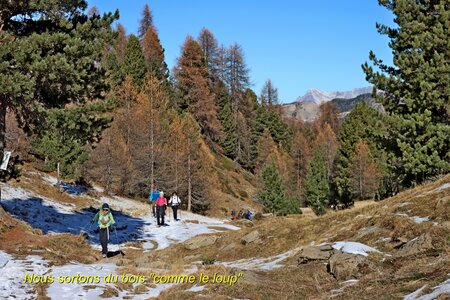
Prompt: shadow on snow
<box><xmin>0</xmin><ymin>197</ymin><xmax>151</xmax><ymax>245</ymax></box>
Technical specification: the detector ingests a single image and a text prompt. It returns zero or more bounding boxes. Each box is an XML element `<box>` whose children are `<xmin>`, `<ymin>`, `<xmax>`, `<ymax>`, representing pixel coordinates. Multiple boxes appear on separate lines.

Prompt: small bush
<box><xmin>238</xmin><ymin>190</ymin><xmax>249</xmax><ymax>198</ymax></box>
<box><xmin>202</xmin><ymin>258</ymin><xmax>216</xmax><ymax>265</ymax></box>
<box><xmin>253</xmin><ymin>212</ymin><xmax>263</xmax><ymax>220</ymax></box>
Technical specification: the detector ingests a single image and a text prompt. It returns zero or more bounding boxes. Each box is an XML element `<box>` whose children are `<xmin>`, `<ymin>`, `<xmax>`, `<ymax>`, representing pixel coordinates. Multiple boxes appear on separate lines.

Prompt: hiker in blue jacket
<box><xmin>149</xmin><ymin>187</ymin><xmax>159</xmax><ymax>217</ymax></box>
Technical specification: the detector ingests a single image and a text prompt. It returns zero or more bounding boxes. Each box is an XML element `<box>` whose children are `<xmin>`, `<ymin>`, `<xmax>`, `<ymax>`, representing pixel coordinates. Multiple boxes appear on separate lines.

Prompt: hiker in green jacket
<box><xmin>91</xmin><ymin>203</ymin><xmax>116</xmax><ymax>258</ymax></box>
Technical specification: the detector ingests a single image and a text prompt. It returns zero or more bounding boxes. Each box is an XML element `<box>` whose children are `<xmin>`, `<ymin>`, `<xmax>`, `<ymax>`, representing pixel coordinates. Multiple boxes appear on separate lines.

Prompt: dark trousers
<box><xmin>151</xmin><ymin>202</ymin><xmax>156</xmax><ymax>217</ymax></box>
<box><xmin>99</xmin><ymin>227</ymin><xmax>109</xmax><ymax>254</ymax></box>
<box><xmin>156</xmin><ymin>205</ymin><xmax>165</xmax><ymax>225</ymax></box>
<box><xmin>172</xmin><ymin>205</ymin><xmax>178</xmax><ymax>220</ymax></box>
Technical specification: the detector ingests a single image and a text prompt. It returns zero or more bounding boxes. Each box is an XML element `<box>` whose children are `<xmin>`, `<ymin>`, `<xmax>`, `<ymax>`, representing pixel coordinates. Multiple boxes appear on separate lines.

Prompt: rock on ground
<box><xmin>396</xmin><ymin>233</ymin><xmax>434</xmax><ymax>258</ymax></box>
<box><xmin>298</xmin><ymin>245</ymin><xmax>333</xmax><ymax>263</ymax></box>
<box><xmin>328</xmin><ymin>251</ymin><xmax>368</xmax><ymax>281</ymax></box>
<box><xmin>184</xmin><ymin>235</ymin><xmax>218</xmax><ymax>250</ymax></box>
<box><xmin>241</xmin><ymin>230</ymin><xmax>260</xmax><ymax>245</ymax></box>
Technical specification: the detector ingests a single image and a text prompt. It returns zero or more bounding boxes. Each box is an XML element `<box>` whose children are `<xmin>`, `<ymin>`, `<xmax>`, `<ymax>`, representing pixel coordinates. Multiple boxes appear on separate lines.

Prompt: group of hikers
<box><xmin>148</xmin><ymin>188</ymin><xmax>182</xmax><ymax>226</ymax></box>
<box><xmin>90</xmin><ymin>187</ymin><xmax>181</xmax><ymax>258</ymax></box>
<box><xmin>231</xmin><ymin>209</ymin><xmax>253</xmax><ymax>221</ymax></box>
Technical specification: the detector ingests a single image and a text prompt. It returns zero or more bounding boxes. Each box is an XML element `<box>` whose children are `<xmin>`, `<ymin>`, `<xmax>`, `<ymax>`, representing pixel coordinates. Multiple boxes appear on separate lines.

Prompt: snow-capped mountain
<box><xmin>295</xmin><ymin>87</ymin><xmax>373</xmax><ymax>105</ymax></box>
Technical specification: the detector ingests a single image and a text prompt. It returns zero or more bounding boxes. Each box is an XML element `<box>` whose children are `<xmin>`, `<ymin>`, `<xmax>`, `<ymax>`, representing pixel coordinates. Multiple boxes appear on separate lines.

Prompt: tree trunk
<box><xmin>187</xmin><ymin>152</ymin><xmax>192</xmax><ymax>212</ymax></box>
<box><xmin>150</xmin><ymin>93</ymin><xmax>155</xmax><ymax>198</ymax></box>
<box><xmin>0</xmin><ymin>100</ymin><xmax>6</xmax><ymax>155</ymax></box>
<box><xmin>0</xmin><ymin>100</ymin><xmax>5</xmax><ymax>220</ymax></box>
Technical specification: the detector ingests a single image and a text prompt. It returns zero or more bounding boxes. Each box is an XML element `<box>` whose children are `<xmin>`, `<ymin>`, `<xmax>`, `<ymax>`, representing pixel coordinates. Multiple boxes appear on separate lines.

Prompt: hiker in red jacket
<box><xmin>156</xmin><ymin>191</ymin><xmax>167</xmax><ymax>226</ymax></box>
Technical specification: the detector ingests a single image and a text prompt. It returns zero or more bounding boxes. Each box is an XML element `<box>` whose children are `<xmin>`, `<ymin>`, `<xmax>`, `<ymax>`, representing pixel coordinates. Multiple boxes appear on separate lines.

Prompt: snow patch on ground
<box><xmin>1</xmin><ymin>184</ymin><xmax>76</xmax><ymax>214</ymax></box>
<box><xmin>433</xmin><ymin>183</ymin><xmax>450</xmax><ymax>193</ymax></box>
<box><xmin>403</xmin><ymin>278</ymin><xmax>450</xmax><ymax>300</ymax></box>
<box><xmin>0</xmin><ymin>250</ymin><xmax>197</xmax><ymax>300</ymax></box>
<box><xmin>220</xmin><ymin>247</ymin><xmax>301</xmax><ymax>271</ymax></box>
<box><xmin>332</xmin><ymin>242</ymin><xmax>381</xmax><ymax>257</ymax></box>
<box><xmin>394</xmin><ymin>212</ymin><xmax>431</xmax><ymax>224</ymax></box>
<box><xmin>1</xmin><ymin>179</ymin><xmax>239</xmax><ymax>252</ymax></box>
<box><xmin>0</xmin><ymin>251</ymin><xmax>49</xmax><ymax>300</ymax></box>
<box><xmin>187</xmin><ymin>284</ymin><xmax>206</xmax><ymax>292</ymax></box>
<box><xmin>47</xmin><ymin>262</ymin><xmax>118</xmax><ymax>300</ymax></box>
<box><xmin>138</xmin><ymin>211</ymin><xmax>239</xmax><ymax>250</ymax></box>
<box><xmin>330</xmin><ymin>279</ymin><xmax>359</xmax><ymax>297</ymax></box>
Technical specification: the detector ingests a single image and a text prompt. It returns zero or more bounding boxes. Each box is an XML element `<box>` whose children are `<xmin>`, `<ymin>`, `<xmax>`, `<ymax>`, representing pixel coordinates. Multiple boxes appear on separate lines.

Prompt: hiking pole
<box><xmin>114</xmin><ymin>226</ymin><xmax>125</xmax><ymax>256</ymax></box>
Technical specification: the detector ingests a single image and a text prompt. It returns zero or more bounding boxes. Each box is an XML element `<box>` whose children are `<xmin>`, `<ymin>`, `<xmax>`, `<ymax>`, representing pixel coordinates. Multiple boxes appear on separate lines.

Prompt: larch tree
<box><xmin>349</xmin><ymin>140</ymin><xmax>382</xmax><ymax>199</ymax></box>
<box><xmin>314</xmin><ymin>123</ymin><xmax>338</xmax><ymax>179</ymax></box>
<box><xmin>174</xmin><ymin>36</ymin><xmax>223</xmax><ymax>144</ymax></box>
<box><xmin>317</xmin><ymin>102</ymin><xmax>340</xmax><ymax>136</ymax></box>
<box><xmin>291</xmin><ymin>127</ymin><xmax>312</xmax><ymax>202</ymax></box>
<box><xmin>260</xmin><ymin>79</ymin><xmax>279</xmax><ymax>107</ymax></box>
<box><xmin>132</xmin><ymin>74</ymin><xmax>169</xmax><ymax>196</ymax></box>
<box><xmin>182</xmin><ymin>113</ymin><xmax>210</xmax><ymax>212</ymax></box>
<box><xmin>197</xmin><ymin>28</ymin><xmax>219</xmax><ymax>76</ymax></box>
<box><xmin>362</xmin><ymin>0</ymin><xmax>450</xmax><ymax>185</ymax></box>
<box><xmin>115</xmin><ymin>23</ymin><xmax>127</xmax><ymax>64</ymax></box>
<box><xmin>142</xmin><ymin>25</ymin><xmax>169</xmax><ymax>81</ymax></box>
<box><xmin>138</xmin><ymin>3</ymin><xmax>154</xmax><ymax>40</ymax></box>
<box><xmin>225</xmin><ymin>43</ymin><xmax>250</xmax><ymax>113</ymax></box>
<box><xmin>111</xmin><ymin>76</ymin><xmax>139</xmax><ymax>194</ymax></box>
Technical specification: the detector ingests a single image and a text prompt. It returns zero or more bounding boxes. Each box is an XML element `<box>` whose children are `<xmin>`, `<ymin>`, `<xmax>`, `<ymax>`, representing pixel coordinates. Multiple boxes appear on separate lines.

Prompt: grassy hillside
<box><xmin>151</xmin><ymin>175</ymin><xmax>450</xmax><ymax>299</ymax></box>
<box><xmin>0</xmin><ymin>168</ymin><xmax>448</xmax><ymax>299</ymax></box>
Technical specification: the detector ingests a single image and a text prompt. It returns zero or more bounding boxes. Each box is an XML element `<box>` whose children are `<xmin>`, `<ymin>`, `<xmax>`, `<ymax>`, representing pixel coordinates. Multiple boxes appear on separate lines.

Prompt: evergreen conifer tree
<box><xmin>362</xmin><ymin>0</ymin><xmax>450</xmax><ymax>185</ymax></box>
<box><xmin>304</xmin><ymin>148</ymin><xmax>329</xmax><ymax>215</ymax></box>
<box><xmin>0</xmin><ymin>1</ymin><xmax>117</xmax><ymax>179</ymax></box>
<box><xmin>123</xmin><ymin>35</ymin><xmax>147</xmax><ymax>87</ymax></box>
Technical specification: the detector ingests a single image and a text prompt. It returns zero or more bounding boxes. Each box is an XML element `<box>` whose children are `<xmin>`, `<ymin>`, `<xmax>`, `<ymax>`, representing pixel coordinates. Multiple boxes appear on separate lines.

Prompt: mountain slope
<box><xmin>282</xmin><ymin>91</ymin><xmax>384</xmax><ymax>122</ymax></box>
<box><xmin>295</xmin><ymin>87</ymin><xmax>373</xmax><ymax>105</ymax></box>
<box><xmin>156</xmin><ymin>175</ymin><xmax>450</xmax><ymax>299</ymax></box>
<box><xmin>0</xmin><ymin>167</ymin><xmax>449</xmax><ymax>299</ymax></box>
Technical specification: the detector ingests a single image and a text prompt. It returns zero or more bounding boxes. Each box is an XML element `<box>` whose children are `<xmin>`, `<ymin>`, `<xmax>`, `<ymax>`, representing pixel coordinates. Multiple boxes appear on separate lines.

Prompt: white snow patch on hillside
<box><xmin>403</xmin><ymin>278</ymin><xmax>450</xmax><ymax>300</ymax></box>
<box><xmin>394</xmin><ymin>212</ymin><xmax>431</xmax><ymax>224</ymax></box>
<box><xmin>0</xmin><ymin>251</ymin><xmax>49</xmax><ymax>300</ymax></box>
<box><xmin>47</xmin><ymin>262</ymin><xmax>118</xmax><ymax>300</ymax></box>
<box><xmin>220</xmin><ymin>247</ymin><xmax>301</xmax><ymax>271</ymax></box>
<box><xmin>1</xmin><ymin>184</ymin><xmax>76</xmax><ymax>214</ymax></box>
<box><xmin>187</xmin><ymin>284</ymin><xmax>206</xmax><ymax>292</ymax></box>
<box><xmin>332</xmin><ymin>242</ymin><xmax>381</xmax><ymax>257</ymax></box>
<box><xmin>137</xmin><ymin>211</ymin><xmax>239</xmax><ymax>250</ymax></box>
<box><xmin>330</xmin><ymin>279</ymin><xmax>359</xmax><ymax>297</ymax></box>
<box><xmin>433</xmin><ymin>183</ymin><xmax>450</xmax><ymax>192</ymax></box>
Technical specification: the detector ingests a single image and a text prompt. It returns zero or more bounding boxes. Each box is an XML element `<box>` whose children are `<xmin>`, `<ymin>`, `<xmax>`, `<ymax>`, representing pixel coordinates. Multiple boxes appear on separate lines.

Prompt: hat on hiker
<box><xmin>102</xmin><ymin>203</ymin><xmax>110</xmax><ymax>210</ymax></box>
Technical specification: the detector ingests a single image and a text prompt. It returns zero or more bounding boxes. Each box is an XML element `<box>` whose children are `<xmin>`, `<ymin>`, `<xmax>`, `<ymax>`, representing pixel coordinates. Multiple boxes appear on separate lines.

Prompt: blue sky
<box><xmin>88</xmin><ymin>0</ymin><xmax>395</xmax><ymax>103</ymax></box>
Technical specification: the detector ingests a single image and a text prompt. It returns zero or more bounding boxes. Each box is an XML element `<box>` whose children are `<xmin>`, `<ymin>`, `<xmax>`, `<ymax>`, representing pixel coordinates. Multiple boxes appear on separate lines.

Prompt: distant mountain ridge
<box><xmin>295</xmin><ymin>87</ymin><xmax>373</xmax><ymax>105</ymax></box>
<box><xmin>282</xmin><ymin>87</ymin><xmax>383</xmax><ymax>122</ymax></box>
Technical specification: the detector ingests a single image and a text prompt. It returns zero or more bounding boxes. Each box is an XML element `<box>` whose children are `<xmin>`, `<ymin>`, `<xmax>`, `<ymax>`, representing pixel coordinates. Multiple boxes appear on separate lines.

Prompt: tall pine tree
<box><xmin>0</xmin><ymin>1</ymin><xmax>117</xmax><ymax>179</ymax></box>
<box><xmin>304</xmin><ymin>148</ymin><xmax>329</xmax><ymax>215</ymax></box>
<box><xmin>362</xmin><ymin>0</ymin><xmax>450</xmax><ymax>185</ymax></box>
<box><xmin>123</xmin><ymin>35</ymin><xmax>147</xmax><ymax>87</ymax></box>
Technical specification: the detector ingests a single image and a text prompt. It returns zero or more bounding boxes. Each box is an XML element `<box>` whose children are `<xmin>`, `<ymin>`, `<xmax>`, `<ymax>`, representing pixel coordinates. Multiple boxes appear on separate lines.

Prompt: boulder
<box><xmin>134</xmin><ymin>284</ymin><xmax>148</xmax><ymax>294</ymax></box>
<box><xmin>298</xmin><ymin>245</ymin><xmax>333</xmax><ymax>264</ymax></box>
<box><xmin>220</xmin><ymin>242</ymin><xmax>238</xmax><ymax>252</ymax></box>
<box><xmin>184</xmin><ymin>235</ymin><xmax>217</xmax><ymax>250</ymax></box>
<box><xmin>328</xmin><ymin>251</ymin><xmax>367</xmax><ymax>280</ymax></box>
<box><xmin>235</xmin><ymin>219</ymin><xmax>254</xmax><ymax>227</ymax></box>
<box><xmin>241</xmin><ymin>230</ymin><xmax>260</xmax><ymax>245</ymax></box>
<box><xmin>395</xmin><ymin>233</ymin><xmax>434</xmax><ymax>258</ymax></box>
<box><xmin>441</xmin><ymin>221</ymin><xmax>450</xmax><ymax>230</ymax></box>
